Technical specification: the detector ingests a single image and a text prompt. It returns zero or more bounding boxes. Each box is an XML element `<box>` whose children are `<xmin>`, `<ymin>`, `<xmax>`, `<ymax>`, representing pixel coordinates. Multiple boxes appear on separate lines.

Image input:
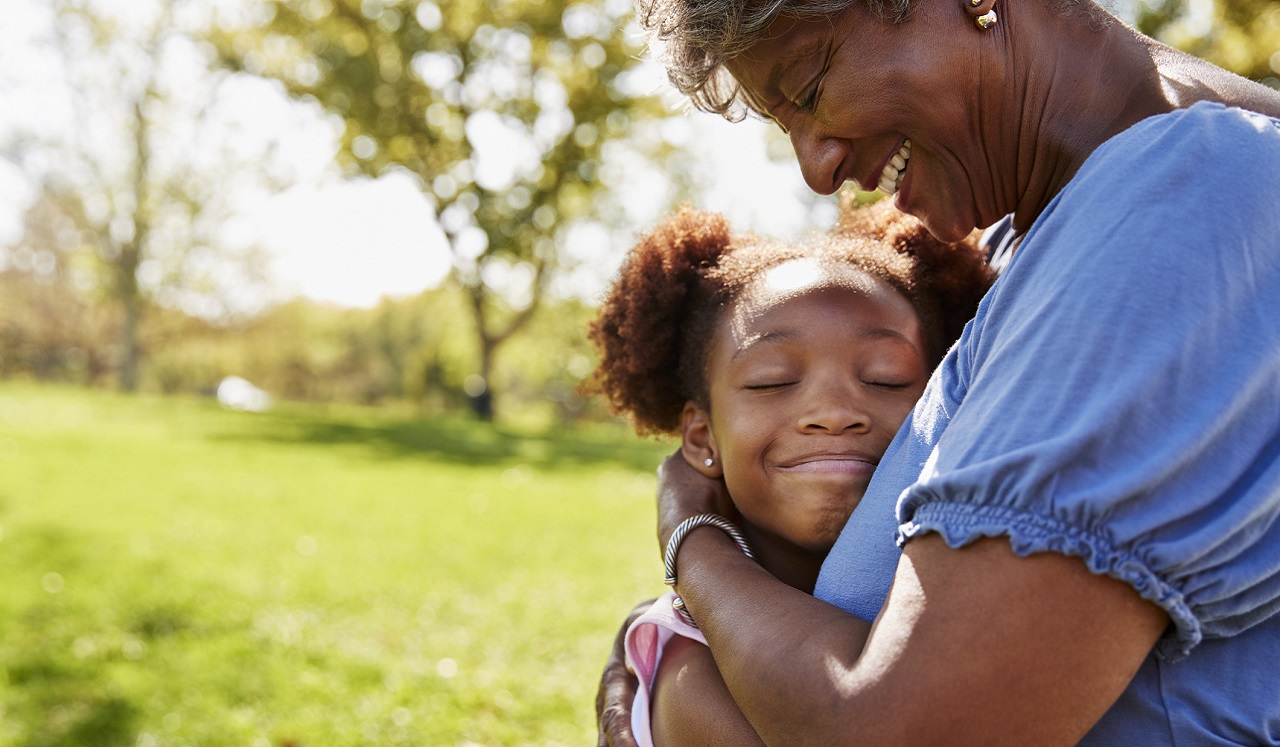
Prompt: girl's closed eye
<box><xmin>743</xmin><ymin>380</ymin><xmax>797</xmax><ymax>391</ymax></box>
<box><xmin>740</xmin><ymin>367</ymin><xmax>799</xmax><ymax>390</ymax></box>
<box><xmin>867</xmin><ymin>380</ymin><xmax>911</xmax><ymax>390</ymax></box>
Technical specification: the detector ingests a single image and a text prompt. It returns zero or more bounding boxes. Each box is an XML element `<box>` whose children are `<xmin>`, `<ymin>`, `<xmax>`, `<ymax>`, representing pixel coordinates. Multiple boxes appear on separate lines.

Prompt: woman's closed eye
<box><xmin>797</xmin><ymin>80</ymin><xmax>821</xmax><ymax>112</ymax></box>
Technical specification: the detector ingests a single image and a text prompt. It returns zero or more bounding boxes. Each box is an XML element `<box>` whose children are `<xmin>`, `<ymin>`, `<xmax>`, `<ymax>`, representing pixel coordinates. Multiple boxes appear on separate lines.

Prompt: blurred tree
<box><xmin>1132</xmin><ymin>0</ymin><xmax>1280</xmax><ymax>85</ymax></box>
<box><xmin>1</xmin><ymin>0</ymin><xmax>286</xmax><ymax>391</ymax></box>
<box><xmin>212</xmin><ymin>0</ymin><xmax>673</xmax><ymax>420</ymax></box>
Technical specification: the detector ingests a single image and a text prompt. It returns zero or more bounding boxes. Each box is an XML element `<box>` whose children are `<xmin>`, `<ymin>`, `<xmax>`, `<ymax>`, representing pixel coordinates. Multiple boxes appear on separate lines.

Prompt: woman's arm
<box><xmin>597</xmin><ymin>600</ymin><xmax>651</xmax><ymax>747</ymax></box>
<box><xmin>660</xmin><ymin>454</ymin><xmax>1169</xmax><ymax>746</ymax></box>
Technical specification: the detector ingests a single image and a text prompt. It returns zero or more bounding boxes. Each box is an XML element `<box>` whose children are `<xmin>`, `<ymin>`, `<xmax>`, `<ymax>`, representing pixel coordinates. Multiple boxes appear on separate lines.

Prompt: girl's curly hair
<box><xmin>588</xmin><ymin>198</ymin><xmax>994</xmax><ymax>436</ymax></box>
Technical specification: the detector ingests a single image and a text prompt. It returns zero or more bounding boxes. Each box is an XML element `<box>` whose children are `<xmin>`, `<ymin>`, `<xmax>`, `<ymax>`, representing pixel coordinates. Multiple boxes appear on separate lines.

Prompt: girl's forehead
<box><xmin>720</xmin><ymin>259</ymin><xmax>914</xmax><ymax>346</ymax></box>
<box><xmin>736</xmin><ymin>259</ymin><xmax>886</xmax><ymax>317</ymax></box>
<box><xmin>757</xmin><ymin>258</ymin><xmax>880</xmax><ymax>296</ymax></box>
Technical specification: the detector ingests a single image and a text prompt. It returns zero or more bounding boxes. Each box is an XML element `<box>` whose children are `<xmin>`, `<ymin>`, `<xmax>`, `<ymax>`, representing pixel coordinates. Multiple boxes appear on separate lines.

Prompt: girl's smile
<box><xmin>774</xmin><ymin>454</ymin><xmax>878</xmax><ymax>474</ymax></box>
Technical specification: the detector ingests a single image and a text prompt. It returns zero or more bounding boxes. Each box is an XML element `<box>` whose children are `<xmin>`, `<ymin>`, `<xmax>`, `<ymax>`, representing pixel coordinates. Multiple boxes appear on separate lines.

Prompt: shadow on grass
<box><xmin>210</xmin><ymin>409</ymin><xmax>675</xmax><ymax>472</ymax></box>
<box><xmin>3</xmin><ymin>529</ymin><xmax>142</xmax><ymax>747</ymax></box>
<box><xmin>25</xmin><ymin>694</ymin><xmax>139</xmax><ymax>747</ymax></box>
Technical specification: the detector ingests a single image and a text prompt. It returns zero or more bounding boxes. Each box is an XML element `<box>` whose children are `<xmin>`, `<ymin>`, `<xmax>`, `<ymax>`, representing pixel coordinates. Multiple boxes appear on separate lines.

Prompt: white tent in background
<box><xmin>216</xmin><ymin>376</ymin><xmax>270</xmax><ymax>413</ymax></box>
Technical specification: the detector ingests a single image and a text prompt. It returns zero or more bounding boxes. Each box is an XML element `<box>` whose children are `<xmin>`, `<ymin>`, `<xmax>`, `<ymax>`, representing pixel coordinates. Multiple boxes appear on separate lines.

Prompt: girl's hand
<box><xmin>656</xmin><ymin>450</ymin><xmax>734</xmax><ymax>553</ymax></box>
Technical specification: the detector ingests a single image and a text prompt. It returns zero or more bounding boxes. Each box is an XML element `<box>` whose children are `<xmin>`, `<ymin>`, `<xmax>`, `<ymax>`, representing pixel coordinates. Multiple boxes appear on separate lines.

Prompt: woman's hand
<box><xmin>595</xmin><ymin>598</ymin><xmax>654</xmax><ymax>747</ymax></box>
<box><xmin>656</xmin><ymin>451</ymin><xmax>734</xmax><ymax>552</ymax></box>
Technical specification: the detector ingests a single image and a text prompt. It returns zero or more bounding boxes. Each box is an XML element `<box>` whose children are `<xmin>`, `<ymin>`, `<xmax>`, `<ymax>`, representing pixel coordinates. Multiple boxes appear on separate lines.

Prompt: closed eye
<box><xmin>743</xmin><ymin>382</ymin><xmax>796</xmax><ymax>391</ymax></box>
<box><xmin>797</xmin><ymin>82</ymin><xmax>820</xmax><ymax>112</ymax></box>
<box><xmin>868</xmin><ymin>381</ymin><xmax>911</xmax><ymax>390</ymax></box>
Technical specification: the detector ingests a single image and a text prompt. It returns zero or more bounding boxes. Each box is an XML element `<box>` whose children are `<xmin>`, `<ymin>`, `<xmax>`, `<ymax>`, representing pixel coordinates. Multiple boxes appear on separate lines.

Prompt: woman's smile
<box><xmin>877</xmin><ymin>139</ymin><xmax>912</xmax><ymax>195</ymax></box>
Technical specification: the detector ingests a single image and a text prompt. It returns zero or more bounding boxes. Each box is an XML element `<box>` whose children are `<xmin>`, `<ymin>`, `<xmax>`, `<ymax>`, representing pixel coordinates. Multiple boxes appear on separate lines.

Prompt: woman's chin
<box><xmin>900</xmin><ymin>196</ymin><xmax>972</xmax><ymax>243</ymax></box>
<box><xmin>894</xmin><ymin>178</ymin><xmax>974</xmax><ymax>243</ymax></box>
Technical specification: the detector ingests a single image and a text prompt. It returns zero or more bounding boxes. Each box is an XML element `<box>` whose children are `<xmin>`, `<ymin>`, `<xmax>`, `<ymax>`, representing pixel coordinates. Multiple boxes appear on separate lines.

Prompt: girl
<box><xmin>588</xmin><ymin>200</ymin><xmax>992</xmax><ymax>746</ymax></box>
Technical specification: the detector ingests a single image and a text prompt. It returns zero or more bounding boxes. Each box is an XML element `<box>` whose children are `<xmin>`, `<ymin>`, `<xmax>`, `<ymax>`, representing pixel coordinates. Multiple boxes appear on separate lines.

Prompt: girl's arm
<box><xmin>651</xmin><ymin>635</ymin><xmax>765</xmax><ymax>747</ymax></box>
<box><xmin>659</xmin><ymin>454</ymin><xmax>1168</xmax><ymax>747</ymax></box>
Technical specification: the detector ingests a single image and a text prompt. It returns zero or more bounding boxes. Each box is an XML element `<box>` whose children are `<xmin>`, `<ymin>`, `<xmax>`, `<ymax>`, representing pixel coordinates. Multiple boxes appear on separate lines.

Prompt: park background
<box><xmin>1</xmin><ymin>0</ymin><xmax>1277</xmax><ymax>744</ymax></box>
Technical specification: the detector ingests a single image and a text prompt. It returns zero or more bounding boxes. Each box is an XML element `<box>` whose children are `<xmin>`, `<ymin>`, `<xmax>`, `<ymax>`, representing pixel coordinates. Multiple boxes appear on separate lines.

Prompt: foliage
<box><xmin>0</xmin><ymin>381</ymin><xmax>673</xmax><ymax>746</ymax></box>
<box><xmin>0</xmin><ymin>0</ymin><xmax>290</xmax><ymax>391</ymax></box>
<box><xmin>1133</xmin><ymin>0</ymin><xmax>1280</xmax><ymax>86</ymax></box>
<box><xmin>210</xmin><ymin>0</ymin><xmax>674</xmax><ymax>419</ymax></box>
<box><xmin>1</xmin><ymin>265</ymin><xmax>614</xmax><ymax>427</ymax></box>
<box><xmin>0</xmin><ymin>270</ymin><xmax>117</xmax><ymax>384</ymax></box>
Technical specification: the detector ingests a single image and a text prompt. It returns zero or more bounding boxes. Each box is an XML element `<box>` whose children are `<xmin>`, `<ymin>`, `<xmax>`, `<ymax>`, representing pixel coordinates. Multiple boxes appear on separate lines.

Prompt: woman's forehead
<box><xmin>727</xmin><ymin>16</ymin><xmax>829</xmax><ymax>94</ymax></box>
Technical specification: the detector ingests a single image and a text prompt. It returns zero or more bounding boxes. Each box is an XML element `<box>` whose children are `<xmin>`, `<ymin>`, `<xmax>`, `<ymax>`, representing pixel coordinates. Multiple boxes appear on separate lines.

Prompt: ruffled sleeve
<box><xmin>896</xmin><ymin>104</ymin><xmax>1280</xmax><ymax>660</ymax></box>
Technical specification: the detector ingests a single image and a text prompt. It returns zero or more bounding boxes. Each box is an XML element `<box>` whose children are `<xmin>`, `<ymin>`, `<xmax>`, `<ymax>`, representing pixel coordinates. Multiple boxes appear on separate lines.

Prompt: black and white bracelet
<box><xmin>662</xmin><ymin>513</ymin><xmax>755</xmax><ymax>627</ymax></box>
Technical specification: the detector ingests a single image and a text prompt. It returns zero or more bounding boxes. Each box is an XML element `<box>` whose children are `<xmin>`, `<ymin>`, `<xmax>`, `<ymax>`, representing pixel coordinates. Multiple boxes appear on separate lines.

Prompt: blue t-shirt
<box><xmin>815</xmin><ymin>102</ymin><xmax>1280</xmax><ymax>744</ymax></box>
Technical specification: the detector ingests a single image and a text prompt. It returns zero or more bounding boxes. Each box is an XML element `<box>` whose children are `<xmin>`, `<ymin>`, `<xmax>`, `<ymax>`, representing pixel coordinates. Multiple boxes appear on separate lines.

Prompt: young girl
<box><xmin>588</xmin><ymin>200</ymin><xmax>992</xmax><ymax>746</ymax></box>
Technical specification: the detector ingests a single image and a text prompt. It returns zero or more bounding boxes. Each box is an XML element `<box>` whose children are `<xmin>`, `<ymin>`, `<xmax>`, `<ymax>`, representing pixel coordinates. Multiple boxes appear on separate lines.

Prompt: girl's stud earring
<box><xmin>975</xmin><ymin>9</ymin><xmax>997</xmax><ymax>29</ymax></box>
<box><xmin>704</xmin><ymin>457</ymin><xmax>714</xmax><ymax>467</ymax></box>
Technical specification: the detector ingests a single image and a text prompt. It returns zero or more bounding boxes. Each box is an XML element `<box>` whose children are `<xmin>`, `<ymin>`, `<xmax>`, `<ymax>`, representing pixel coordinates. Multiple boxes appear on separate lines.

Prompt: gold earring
<box><xmin>964</xmin><ymin>0</ymin><xmax>997</xmax><ymax>29</ymax></box>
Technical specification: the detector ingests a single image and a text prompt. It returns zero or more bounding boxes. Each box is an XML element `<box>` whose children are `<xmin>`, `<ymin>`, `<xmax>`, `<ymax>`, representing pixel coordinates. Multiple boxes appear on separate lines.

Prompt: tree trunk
<box><xmin>120</xmin><ymin>291</ymin><xmax>140</xmax><ymax>392</ymax></box>
<box><xmin>118</xmin><ymin>96</ymin><xmax>151</xmax><ymax>393</ymax></box>
<box><xmin>470</xmin><ymin>338</ymin><xmax>495</xmax><ymax>422</ymax></box>
<box><xmin>462</xmin><ymin>258</ymin><xmax>548</xmax><ymax>422</ymax></box>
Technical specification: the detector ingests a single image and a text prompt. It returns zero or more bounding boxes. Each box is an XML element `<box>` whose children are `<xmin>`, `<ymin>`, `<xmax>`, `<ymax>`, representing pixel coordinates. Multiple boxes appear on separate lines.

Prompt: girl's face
<box><xmin>693</xmin><ymin>261</ymin><xmax>929</xmax><ymax>554</ymax></box>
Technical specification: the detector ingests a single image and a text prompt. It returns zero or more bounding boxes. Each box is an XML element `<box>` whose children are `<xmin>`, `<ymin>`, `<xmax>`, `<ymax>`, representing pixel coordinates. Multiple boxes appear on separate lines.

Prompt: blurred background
<box><xmin>0</xmin><ymin>0</ymin><xmax>1275</xmax><ymax>744</ymax></box>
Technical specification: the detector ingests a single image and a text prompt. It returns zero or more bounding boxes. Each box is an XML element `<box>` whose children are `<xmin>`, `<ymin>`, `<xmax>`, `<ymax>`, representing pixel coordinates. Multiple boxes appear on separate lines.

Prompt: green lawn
<box><xmin>0</xmin><ymin>382</ymin><xmax>673</xmax><ymax>746</ymax></box>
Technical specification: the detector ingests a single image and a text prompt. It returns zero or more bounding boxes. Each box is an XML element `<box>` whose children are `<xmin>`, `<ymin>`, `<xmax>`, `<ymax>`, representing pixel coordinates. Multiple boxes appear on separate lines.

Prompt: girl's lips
<box><xmin>777</xmin><ymin>456</ymin><xmax>877</xmax><ymax>475</ymax></box>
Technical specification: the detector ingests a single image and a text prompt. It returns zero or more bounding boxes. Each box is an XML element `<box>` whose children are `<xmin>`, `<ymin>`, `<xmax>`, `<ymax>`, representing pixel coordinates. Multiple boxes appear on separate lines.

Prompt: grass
<box><xmin>0</xmin><ymin>382</ymin><xmax>674</xmax><ymax>746</ymax></box>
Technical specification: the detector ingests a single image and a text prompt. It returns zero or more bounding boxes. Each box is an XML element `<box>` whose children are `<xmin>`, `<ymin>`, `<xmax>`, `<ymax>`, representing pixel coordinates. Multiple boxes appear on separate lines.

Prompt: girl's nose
<box><xmin>796</xmin><ymin>384</ymin><xmax>870</xmax><ymax>434</ymax></box>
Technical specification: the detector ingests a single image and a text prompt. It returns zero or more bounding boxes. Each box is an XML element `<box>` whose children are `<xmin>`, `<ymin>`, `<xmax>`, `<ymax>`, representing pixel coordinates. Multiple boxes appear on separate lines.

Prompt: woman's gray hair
<box><xmin>637</xmin><ymin>0</ymin><xmax>913</xmax><ymax>119</ymax></box>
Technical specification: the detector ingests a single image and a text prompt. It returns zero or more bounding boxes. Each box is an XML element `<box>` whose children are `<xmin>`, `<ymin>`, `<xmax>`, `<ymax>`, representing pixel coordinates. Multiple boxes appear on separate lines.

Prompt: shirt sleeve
<box><xmin>896</xmin><ymin>104</ymin><xmax>1280</xmax><ymax>659</ymax></box>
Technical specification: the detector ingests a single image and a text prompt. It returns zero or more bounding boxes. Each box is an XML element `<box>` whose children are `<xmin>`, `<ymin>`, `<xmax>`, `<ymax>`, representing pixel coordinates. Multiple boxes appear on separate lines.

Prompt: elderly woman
<box><xmin>596</xmin><ymin>0</ymin><xmax>1280</xmax><ymax>745</ymax></box>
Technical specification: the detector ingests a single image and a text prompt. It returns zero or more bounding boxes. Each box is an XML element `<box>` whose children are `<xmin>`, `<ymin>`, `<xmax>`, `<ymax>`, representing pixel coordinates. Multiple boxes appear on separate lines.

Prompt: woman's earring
<box><xmin>704</xmin><ymin>457</ymin><xmax>714</xmax><ymax>467</ymax></box>
<box><xmin>964</xmin><ymin>0</ymin><xmax>997</xmax><ymax>29</ymax></box>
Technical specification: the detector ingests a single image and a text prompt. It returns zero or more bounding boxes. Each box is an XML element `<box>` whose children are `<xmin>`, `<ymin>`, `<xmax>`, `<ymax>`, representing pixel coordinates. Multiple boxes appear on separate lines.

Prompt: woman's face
<box><xmin>725</xmin><ymin>4</ymin><xmax>1005</xmax><ymax>241</ymax></box>
<box><xmin>700</xmin><ymin>261</ymin><xmax>929</xmax><ymax>553</ymax></box>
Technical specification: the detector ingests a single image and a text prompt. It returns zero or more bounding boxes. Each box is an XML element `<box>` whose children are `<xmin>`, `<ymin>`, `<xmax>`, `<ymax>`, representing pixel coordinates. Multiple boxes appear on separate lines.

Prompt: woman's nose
<box><xmin>791</xmin><ymin>129</ymin><xmax>847</xmax><ymax>196</ymax></box>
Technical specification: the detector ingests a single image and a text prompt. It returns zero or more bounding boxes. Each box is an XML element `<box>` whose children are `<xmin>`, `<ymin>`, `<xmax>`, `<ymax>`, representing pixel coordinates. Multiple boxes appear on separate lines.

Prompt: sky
<box><xmin>248</xmin><ymin>112</ymin><xmax>822</xmax><ymax>308</ymax></box>
<box><xmin>0</xmin><ymin>0</ymin><xmax>823</xmax><ymax>310</ymax></box>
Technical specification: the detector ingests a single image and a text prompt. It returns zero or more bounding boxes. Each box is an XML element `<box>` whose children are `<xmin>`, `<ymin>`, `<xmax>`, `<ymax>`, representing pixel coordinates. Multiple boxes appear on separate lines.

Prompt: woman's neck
<box><xmin>1001</xmin><ymin>5</ymin><xmax>1174</xmax><ymax>232</ymax></box>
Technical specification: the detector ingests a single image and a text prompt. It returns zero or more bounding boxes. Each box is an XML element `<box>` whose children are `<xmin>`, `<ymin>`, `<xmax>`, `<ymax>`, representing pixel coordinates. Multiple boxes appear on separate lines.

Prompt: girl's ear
<box><xmin>680</xmin><ymin>401</ymin><xmax>723</xmax><ymax>478</ymax></box>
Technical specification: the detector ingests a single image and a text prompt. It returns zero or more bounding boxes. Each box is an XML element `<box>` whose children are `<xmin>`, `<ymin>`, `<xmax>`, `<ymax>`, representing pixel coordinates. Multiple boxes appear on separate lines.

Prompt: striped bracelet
<box><xmin>662</xmin><ymin>513</ymin><xmax>755</xmax><ymax>627</ymax></box>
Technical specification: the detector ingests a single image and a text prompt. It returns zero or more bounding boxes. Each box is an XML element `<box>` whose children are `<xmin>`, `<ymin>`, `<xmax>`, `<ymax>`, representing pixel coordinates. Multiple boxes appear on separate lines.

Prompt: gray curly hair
<box><xmin>636</xmin><ymin>0</ymin><xmax>914</xmax><ymax>119</ymax></box>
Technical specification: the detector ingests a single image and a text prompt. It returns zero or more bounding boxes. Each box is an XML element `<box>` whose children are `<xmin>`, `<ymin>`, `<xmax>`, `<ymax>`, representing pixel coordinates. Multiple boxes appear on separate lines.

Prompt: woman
<box><xmin>597</xmin><ymin>0</ymin><xmax>1280</xmax><ymax>744</ymax></box>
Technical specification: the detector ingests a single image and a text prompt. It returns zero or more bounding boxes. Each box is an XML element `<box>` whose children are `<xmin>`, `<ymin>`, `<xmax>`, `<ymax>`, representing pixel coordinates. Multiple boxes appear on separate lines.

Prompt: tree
<box><xmin>2</xmin><ymin>0</ymin><xmax>290</xmax><ymax>390</ymax></box>
<box><xmin>212</xmin><ymin>0</ymin><xmax>672</xmax><ymax>419</ymax></box>
<box><xmin>1130</xmin><ymin>0</ymin><xmax>1280</xmax><ymax>85</ymax></box>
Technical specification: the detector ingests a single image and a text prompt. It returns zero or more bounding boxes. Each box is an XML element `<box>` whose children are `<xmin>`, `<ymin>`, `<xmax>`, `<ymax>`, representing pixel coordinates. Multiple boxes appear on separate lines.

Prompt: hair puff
<box><xmin>587</xmin><ymin>206</ymin><xmax>740</xmax><ymax>435</ymax></box>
